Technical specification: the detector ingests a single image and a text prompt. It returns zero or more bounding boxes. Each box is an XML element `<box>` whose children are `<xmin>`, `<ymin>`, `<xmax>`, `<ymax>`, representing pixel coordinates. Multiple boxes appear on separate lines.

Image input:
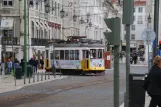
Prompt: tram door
<box><xmin>82</xmin><ymin>50</ymin><xmax>89</xmax><ymax>70</ymax></box>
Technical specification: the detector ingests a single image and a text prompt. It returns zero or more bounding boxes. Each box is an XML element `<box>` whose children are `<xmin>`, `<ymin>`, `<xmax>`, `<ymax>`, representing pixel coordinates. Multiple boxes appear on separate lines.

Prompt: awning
<box><xmin>0</xmin><ymin>19</ymin><xmax>14</xmax><ymax>29</ymax></box>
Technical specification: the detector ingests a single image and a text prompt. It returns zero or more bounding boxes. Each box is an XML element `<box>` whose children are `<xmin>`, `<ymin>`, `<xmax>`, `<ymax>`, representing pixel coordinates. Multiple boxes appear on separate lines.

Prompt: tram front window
<box><xmin>90</xmin><ymin>49</ymin><xmax>96</xmax><ymax>59</ymax></box>
<box><xmin>98</xmin><ymin>49</ymin><xmax>103</xmax><ymax>59</ymax></box>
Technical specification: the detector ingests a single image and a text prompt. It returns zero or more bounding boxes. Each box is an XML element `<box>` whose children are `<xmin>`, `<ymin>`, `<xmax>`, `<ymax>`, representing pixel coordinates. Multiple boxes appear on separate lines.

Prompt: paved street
<box><xmin>0</xmin><ymin>64</ymin><xmax>148</xmax><ymax>107</ymax></box>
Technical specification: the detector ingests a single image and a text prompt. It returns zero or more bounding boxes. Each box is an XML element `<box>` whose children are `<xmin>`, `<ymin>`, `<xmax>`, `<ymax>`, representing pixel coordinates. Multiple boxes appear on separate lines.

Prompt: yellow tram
<box><xmin>45</xmin><ymin>36</ymin><xmax>106</xmax><ymax>75</ymax></box>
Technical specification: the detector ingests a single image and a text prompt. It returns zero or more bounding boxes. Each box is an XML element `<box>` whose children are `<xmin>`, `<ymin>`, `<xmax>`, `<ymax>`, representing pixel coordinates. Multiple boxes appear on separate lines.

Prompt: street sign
<box><xmin>141</xmin><ymin>29</ymin><xmax>156</xmax><ymax>44</ymax></box>
<box><xmin>158</xmin><ymin>50</ymin><xmax>161</xmax><ymax>56</ymax></box>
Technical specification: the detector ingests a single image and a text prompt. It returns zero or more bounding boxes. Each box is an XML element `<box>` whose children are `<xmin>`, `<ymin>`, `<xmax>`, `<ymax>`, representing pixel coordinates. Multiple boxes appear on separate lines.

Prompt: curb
<box><xmin>0</xmin><ymin>76</ymin><xmax>67</xmax><ymax>94</ymax></box>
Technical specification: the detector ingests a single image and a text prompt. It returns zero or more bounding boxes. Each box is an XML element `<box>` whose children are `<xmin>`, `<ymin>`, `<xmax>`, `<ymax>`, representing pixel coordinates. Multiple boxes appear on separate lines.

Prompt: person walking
<box><xmin>7</xmin><ymin>59</ymin><xmax>12</xmax><ymax>74</ymax></box>
<box><xmin>143</xmin><ymin>56</ymin><xmax>161</xmax><ymax>107</ymax></box>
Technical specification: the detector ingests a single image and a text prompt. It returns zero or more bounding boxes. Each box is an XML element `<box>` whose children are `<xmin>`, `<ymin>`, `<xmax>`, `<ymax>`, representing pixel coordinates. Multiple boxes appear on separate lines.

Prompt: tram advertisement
<box><xmin>54</xmin><ymin>60</ymin><xmax>81</xmax><ymax>69</ymax></box>
<box><xmin>90</xmin><ymin>59</ymin><xmax>104</xmax><ymax>68</ymax></box>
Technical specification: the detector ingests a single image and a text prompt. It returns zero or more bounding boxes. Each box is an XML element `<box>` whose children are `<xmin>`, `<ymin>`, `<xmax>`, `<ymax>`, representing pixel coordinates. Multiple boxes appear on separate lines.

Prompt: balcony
<box><xmin>31</xmin><ymin>38</ymin><xmax>49</xmax><ymax>46</ymax></box>
<box><xmin>1</xmin><ymin>37</ymin><xmax>20</xmax><ymax>45</ymax></box>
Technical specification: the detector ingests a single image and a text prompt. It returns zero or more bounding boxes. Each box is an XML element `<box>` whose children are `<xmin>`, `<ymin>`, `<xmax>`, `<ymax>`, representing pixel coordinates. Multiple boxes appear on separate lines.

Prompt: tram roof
<box><xmin>53</xmin><ymin>43</ymin><xmax>104</xmax><ymax>48</ymax></box>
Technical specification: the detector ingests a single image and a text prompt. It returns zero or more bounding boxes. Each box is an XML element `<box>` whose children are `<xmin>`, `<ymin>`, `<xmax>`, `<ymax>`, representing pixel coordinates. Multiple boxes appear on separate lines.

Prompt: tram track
<box><xmin>0</xmin><ymin>77</ymin><xmax>112</xmax><ymax>107</ymax></box>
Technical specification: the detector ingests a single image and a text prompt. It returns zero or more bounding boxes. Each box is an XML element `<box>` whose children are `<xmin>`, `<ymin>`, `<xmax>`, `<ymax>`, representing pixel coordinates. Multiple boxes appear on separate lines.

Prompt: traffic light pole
<box><xmin>125</xmin><ymin>24</ymin><xmax>131</xmax><ymax>107</ymax></box>
<box><xmin>24</xmin><ymin>0</ymin><xmax>27</xmax><ymax>84</ymax></box>
<box><xmin>153</xmin><ymin>0</ymin><xmax>159</xmax><ymax>58</ymax></box>
<box><xmin>114</xmin><ymin>45</ymin><xmax>120</xmax><ymax>107</ymax></box>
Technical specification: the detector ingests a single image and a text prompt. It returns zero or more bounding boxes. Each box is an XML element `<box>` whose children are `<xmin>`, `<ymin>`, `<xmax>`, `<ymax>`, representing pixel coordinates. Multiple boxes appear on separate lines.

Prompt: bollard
<box><xmin>14</xmin><ymin>68</ymin><xmax>16</xmax><ymax>86</ymax></box>
<box><xmin>45</xmin><ymin>72</ymin><xmax>46</xmax><ymax>80</ymax></box>
<box><xmin>60</xmin><ymin>69</ymin><xmax>62</xmax><ymax>77</ymax></box>
<box><xmin>29</xmin><ymin>73</ymin><xmax>30</xmax><ymax>83</ymax></box>
<box><xmin>48</xmin><ymin>72</ymin><xmax>49</xmax><ymax>79</ymax></box>
<box><xmin>37</xmin><ymin>72</ymin><xmax>39</xmax><ymax>82</ymax></box>
<box><xmin>41</xmin><ymin>72</ymin><xmax>43</xmax><ymax>81</ymax></box>
<box><xmin>33</xmin><ymin>72</ymin><xmax>35</xmax><ymax>83</ymax></box>
<box><xmin>53</xmin><ymin>66</ymin><xmax>56</xmax><ymax>78</ymax></box>
<box><xmin>49</xmin><ymin>72</ymin><xmax>50</xmax><ymax>79</ymax></box>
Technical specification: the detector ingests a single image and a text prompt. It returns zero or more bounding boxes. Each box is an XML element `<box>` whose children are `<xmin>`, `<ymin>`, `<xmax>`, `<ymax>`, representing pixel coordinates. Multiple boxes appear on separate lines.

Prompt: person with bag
<box><xmin>143</xmin><ymin>55</ymin><xmax>161</xmax><ymax>107</ymax></box>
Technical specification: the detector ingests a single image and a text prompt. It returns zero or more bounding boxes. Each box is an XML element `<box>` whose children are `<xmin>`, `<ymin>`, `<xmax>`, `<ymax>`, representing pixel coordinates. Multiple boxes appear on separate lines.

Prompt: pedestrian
<box><xmin>143</xmin><ymin>55</ymin><xmax>161</xmax><ymax>107</ymax></box>
<box><xmin>133</xmin><ymin>53</ymin><xmax>137</xmax><ymax>64</ymax></box>
<box><xmin>33</xmin><ymin>58</ymin><xmax>38</xmax><ymax>73</ymax></box>
<box><xmin>7</xmin><ymin>59</ymin><xmax>12</xmax><ymax>74</ymax></box>
<box><xmin>40</xmin><ymin>59</ymin><xmax>44</xmax><ymax>69</ymax></box>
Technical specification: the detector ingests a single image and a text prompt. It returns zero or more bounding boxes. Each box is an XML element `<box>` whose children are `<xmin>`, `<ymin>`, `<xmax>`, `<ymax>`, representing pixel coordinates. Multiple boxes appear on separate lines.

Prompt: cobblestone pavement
<box><xmin>0</xmin><ymin>64</ymin><xmax>148</xmax><ymax>107</ymax></box>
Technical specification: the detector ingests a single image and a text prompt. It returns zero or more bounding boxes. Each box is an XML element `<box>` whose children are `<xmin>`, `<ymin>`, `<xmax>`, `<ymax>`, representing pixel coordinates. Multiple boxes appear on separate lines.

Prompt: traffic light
<box><xmin>104</xmin><ymin>17</ymin><xmax>121</xmax><ymax>46</ymax></box>
<box><xmin>122</xmin><ymin>0</ymin><xmax>134</xmax><ymax>24</ymax></box>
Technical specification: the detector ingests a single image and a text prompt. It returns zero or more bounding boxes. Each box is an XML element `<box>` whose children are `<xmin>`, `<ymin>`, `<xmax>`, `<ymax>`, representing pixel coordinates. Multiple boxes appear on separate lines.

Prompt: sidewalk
<box><xmin>0</xmin><ymin>70</ymin><xmax>67</xmax><ymax>93</ymax></box>
<box><xmin>120</xmin><ymin>94</ymin><xmax>151</xmax><ymax>107</ymax></box>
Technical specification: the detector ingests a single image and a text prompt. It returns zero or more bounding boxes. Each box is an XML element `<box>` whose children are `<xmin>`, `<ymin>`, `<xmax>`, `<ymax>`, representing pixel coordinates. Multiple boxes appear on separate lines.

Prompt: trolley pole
<box><xmin>24</xmin><ymin>0</ymin><xmax>27</xmax><ymax>84</ymax></box>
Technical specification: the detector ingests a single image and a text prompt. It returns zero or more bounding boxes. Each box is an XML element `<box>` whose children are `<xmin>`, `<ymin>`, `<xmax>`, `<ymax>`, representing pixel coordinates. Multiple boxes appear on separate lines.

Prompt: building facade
<box><xmin>79</xmin><ymin>0</ymin><xmax>105</xmax><ymax>41</ymax></box>
<box><xmin>0</xmin><ymin>0</ymin><xmax>63</xmax><ymax>62</ymax></box>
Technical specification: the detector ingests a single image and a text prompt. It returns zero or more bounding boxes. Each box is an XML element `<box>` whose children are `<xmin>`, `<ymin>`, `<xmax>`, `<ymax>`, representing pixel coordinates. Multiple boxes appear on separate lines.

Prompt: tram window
<box><xmin>60</xmin><ymin>50</ymin><xmax>64</xmax><ymax>60</ymax></box>
<box><xmin>55</xmin><ymin>50</ymin><xmax>60</xmax><ymax>60</ymax></box>
<box><xmin>98</xmin><ymin>49</ymin><xmax>103</xmax><ymax>58</ymax></box>
<box><xmin>50</xmin><ymin>53</ymin><xmax>54</xmax><ymax>59</ymax></box>
<box><xmin>75</xmin><ymin>50</ymin><xmax>79</xmax><ymax>60</ymax></box>
<box><xmin>70</xmin><ymin>50</ymin><xmax>74</xmax><ymax>60</ymax></box>
<box><xmin>90</xmin><ymin>49</ymin><xmax>96</xmax><ymax>59</ymax></box>
<box><xmin>65</xmin><ymin>50</ymin><xmax>69</xmax><ymax>60</ymax></box>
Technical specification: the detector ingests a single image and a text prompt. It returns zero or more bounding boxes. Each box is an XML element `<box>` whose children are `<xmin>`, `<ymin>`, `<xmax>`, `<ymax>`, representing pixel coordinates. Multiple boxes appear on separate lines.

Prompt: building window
<box><xmin>31</xmin><ymin>21</ymin><xmax>34</xmax><ymax>38</ymax></box>
<box><xmin>133</xmin><ymin>16</ymin><xmax>135</xmax><ymax>21</ymax></box>
<box><xmin>133</xmin><ymin>8</ymin><xmax>135</xmax><ymax>12</ymax></box>
<box><xmin>3</xmin><ymin>0</ymin><xmax>13</xmax><ymax>7</ymax></box>
<box><xmin>131</xmin><ymin>34</ymin><xmax>135</xmax><ymax>40</ymax></box>
<box><xmin>55</xmin><ymin>2</ymin><xmax>57</xmax><ymax>16</ymax></box>
<box><xmin>138</xmin><ymin>7</ymin><xmax>143</xmax><ymax>13</ymax></box>
<box><xmin>131</xmin><ymin>25</ymin><xmax>135</xmax><ymax>30</ymax></box>
<box><xmin>138</xmin><ymin>16</ymin><xmax>143</xmax><ymax>24</ymax></box>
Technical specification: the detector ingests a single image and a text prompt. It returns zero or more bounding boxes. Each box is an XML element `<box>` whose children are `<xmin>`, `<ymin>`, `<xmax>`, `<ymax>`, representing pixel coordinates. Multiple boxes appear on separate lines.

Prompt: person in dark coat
<box><xmin>33</xmin><ymin>59</ymin><xmax>38</xmax><ymax>73</ymax></box>
<box><xmin>40</xmin><ymin>59</ymin><xmax>44</xmax><ymax>69</ymax></box>
<box><xmin>144</xmin><ymin>56</ymin><xmax>161</xmax><ymax>107</ymax></box>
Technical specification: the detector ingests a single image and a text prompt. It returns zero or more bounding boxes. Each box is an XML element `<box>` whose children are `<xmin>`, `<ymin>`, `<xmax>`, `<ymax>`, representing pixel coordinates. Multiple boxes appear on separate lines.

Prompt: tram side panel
<box><xmin>53</xmin><ymin>60</ymin><xmax>82</xmax><ymax>70</ymax></box>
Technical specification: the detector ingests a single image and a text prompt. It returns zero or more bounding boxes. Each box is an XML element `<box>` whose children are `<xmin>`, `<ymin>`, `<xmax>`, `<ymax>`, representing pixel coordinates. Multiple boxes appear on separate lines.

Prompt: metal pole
<box><xmin>3</xmin><ymin>45</ymin><xmax>6</xmax><ymax>75</ymax></box>
<box><xmin>148</xmin><ymin>43</ymin><xmax>150</xmax><ymax>72</ymax></box>
<box><xmin>24</xmin><ymin>0</ymin><xmax>27</xmax><ymax>84</ymax></box>
<box><xmin>125</xmin><ymin>24</ymin><xmax>130</xmax><ymax>107</ymax></box>
<box><xmin>153</xmin><ymin>0</ymin><xmax>159</xmax><ymax>58</ymax></box>
<box><xmin>113</xmin><ymin>45</ymin><xmax>119</xmax><ymax>107</ymax></box>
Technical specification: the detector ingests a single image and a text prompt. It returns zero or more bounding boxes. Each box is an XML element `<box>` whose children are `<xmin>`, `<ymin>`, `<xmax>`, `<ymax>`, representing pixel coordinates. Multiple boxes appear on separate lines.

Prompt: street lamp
<box><xmin>89</xmin><ymin>22</ymin><xmax>92</xmax><ymax>27</ymax></box>
<box><xmin>73</xmin><ymin>14</ymin><xmax>77</xmax><ymax>22</ymax></box>
<box><xmin>45</xmin><ymin>3</ymin><xmax>50</xmax><ymax>13</ymax></box>
<box><xmin>147</xmin><ymin>14</ymin><xmax>151</xmax><ymax>24</ymax></box>
<box><xmin>60</xmin><ymin>9</ymin><xmax>65</xmax><ymax>18</ymax></box>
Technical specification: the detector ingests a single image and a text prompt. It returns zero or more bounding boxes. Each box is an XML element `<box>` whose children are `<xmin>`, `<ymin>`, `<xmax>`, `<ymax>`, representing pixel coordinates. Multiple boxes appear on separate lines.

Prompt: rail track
<box><xmin>0</xmin><ymin>77</ymin><xmax>112</xmax><ymax>107</ymax></box>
